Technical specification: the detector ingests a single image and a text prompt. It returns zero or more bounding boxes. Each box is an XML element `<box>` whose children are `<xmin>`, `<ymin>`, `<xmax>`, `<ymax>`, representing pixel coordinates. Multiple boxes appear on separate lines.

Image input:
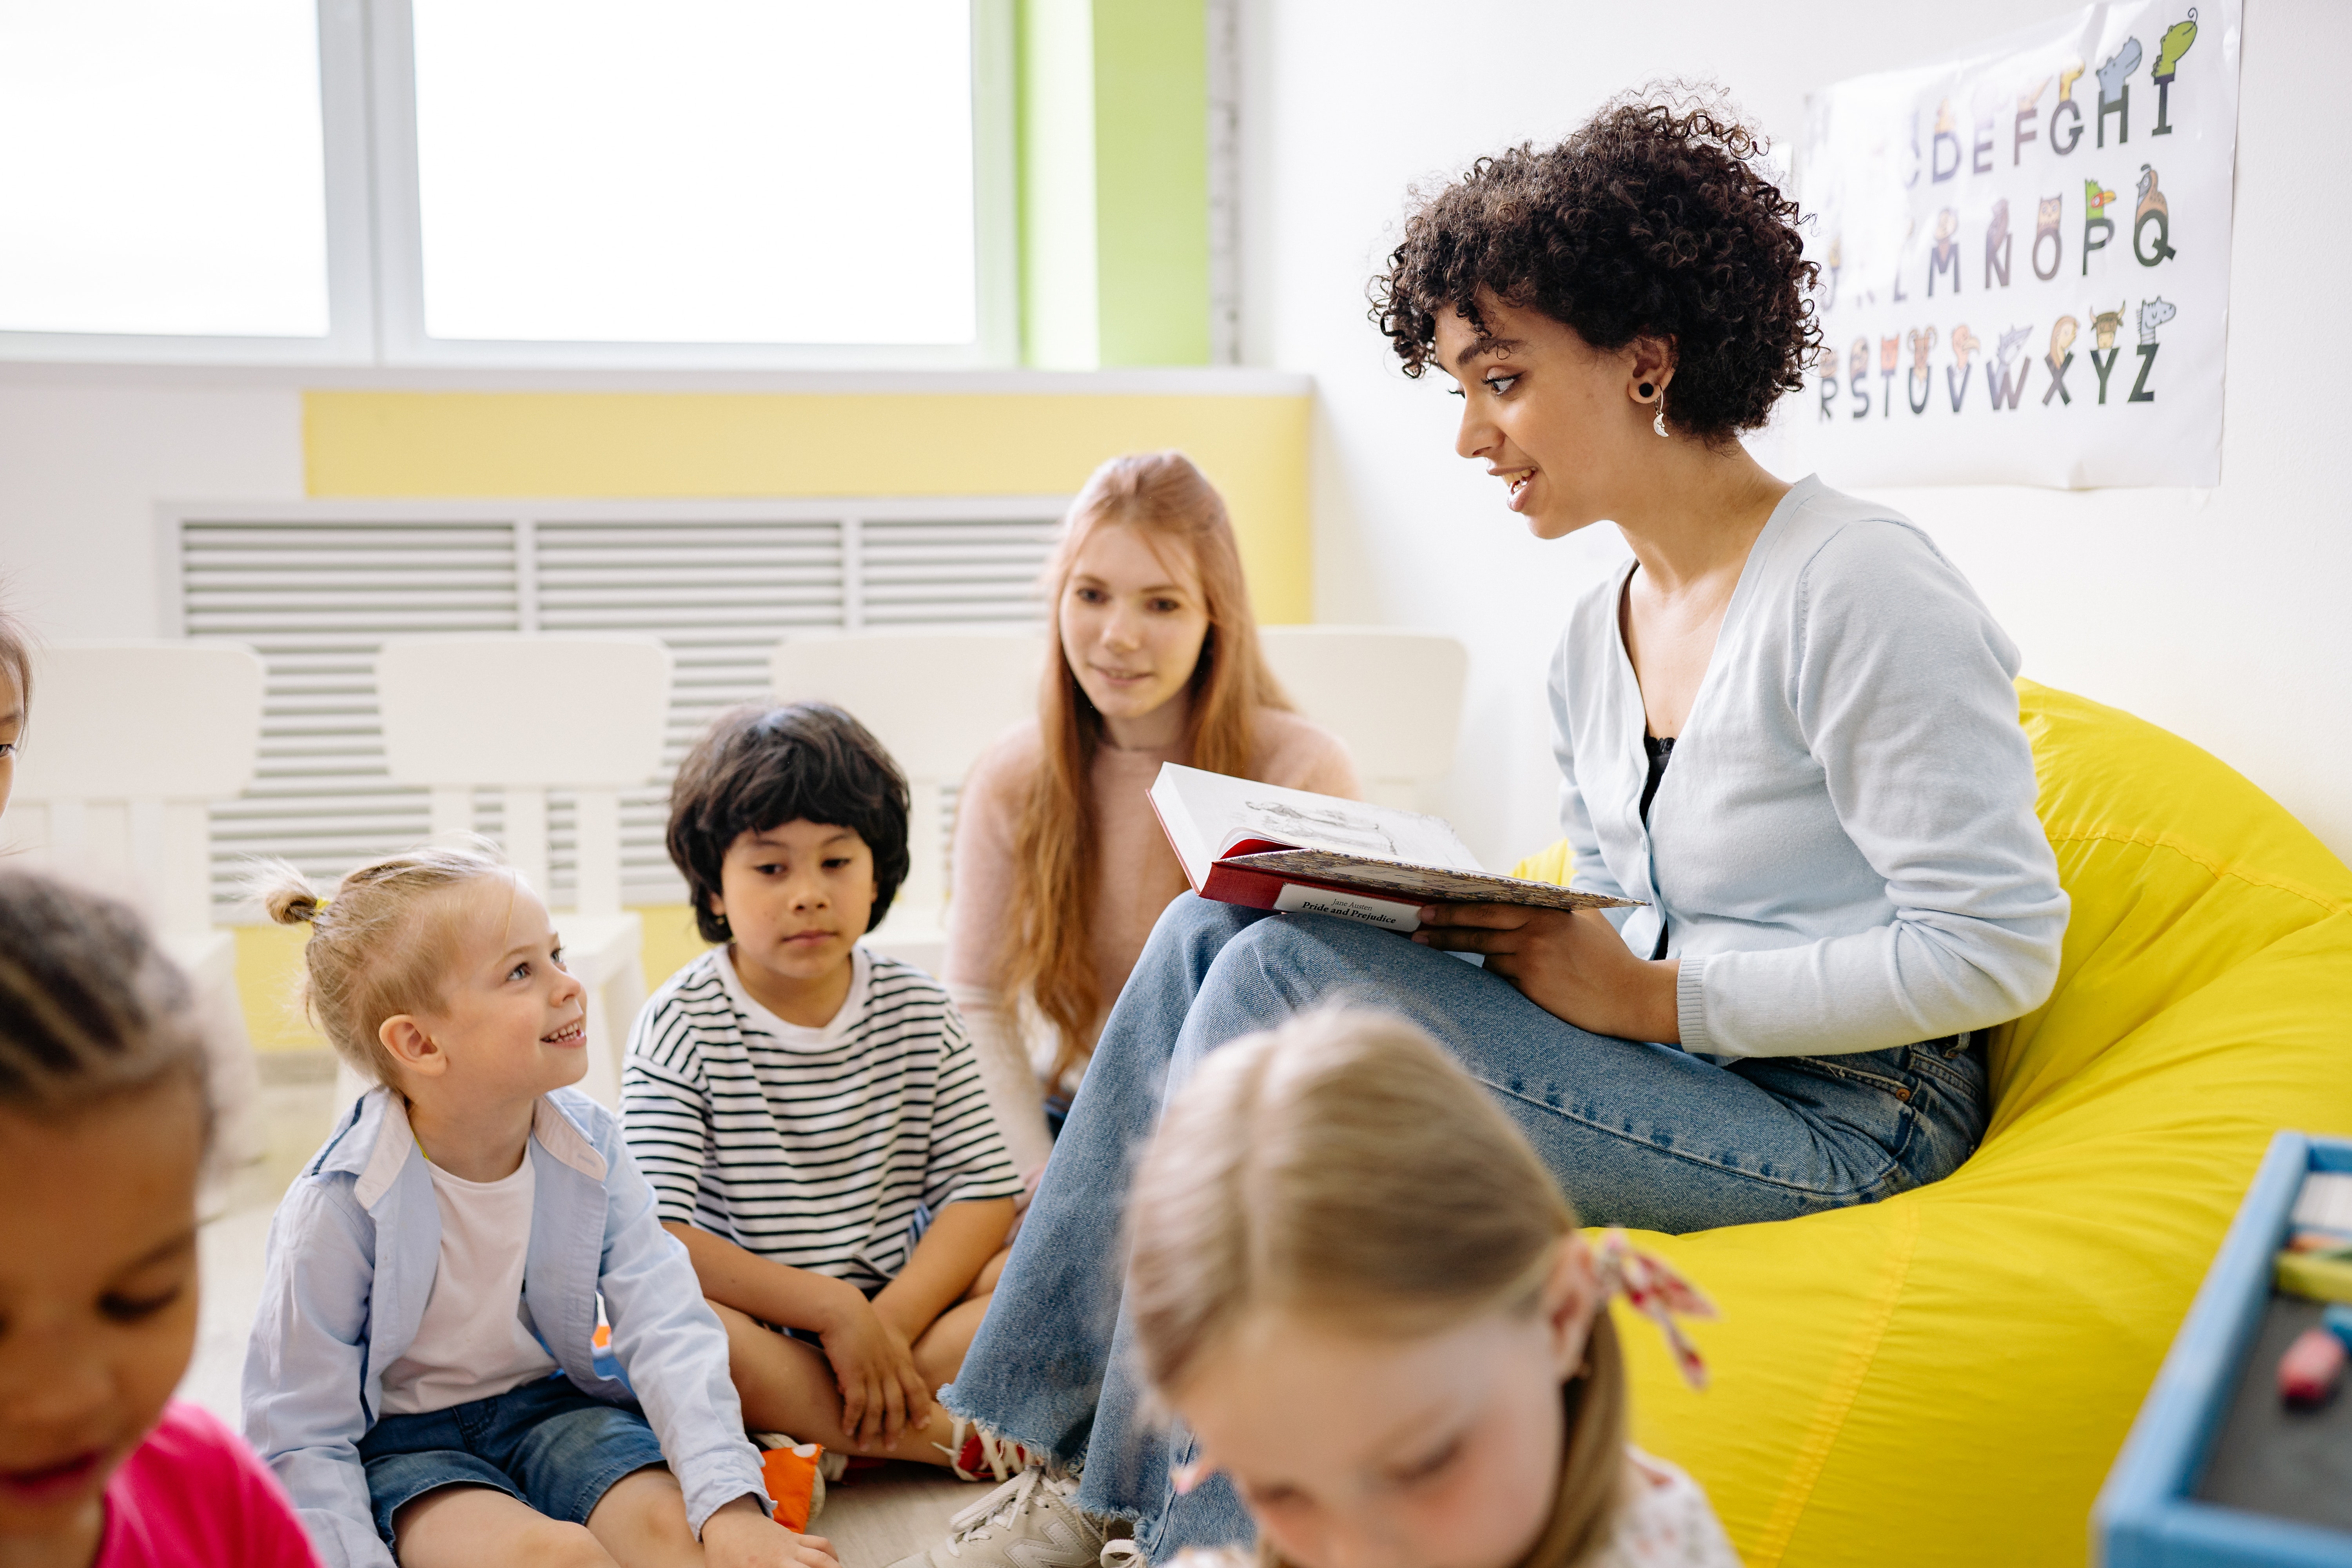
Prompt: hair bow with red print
<box><xmin>1592</xmin><ymin>1229</ymin><xmax>1718</xmax><ymax>1390</ymax></box>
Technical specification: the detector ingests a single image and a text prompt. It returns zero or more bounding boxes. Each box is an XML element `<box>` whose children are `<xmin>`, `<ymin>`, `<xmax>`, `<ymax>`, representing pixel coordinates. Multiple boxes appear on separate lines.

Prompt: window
<box><xmin>408</xmin><ymin>0</ymin><xmax>977</xmax><ymax>346</ymax></box>
<box><xmin>0</xmin><ymin>0</ymin><xmax>332</xmax><ymax>340</ymax></box>
<box><xmin>0</xmin><ymin>0</ymin><xmax>1011</xmax><ymax>366</ymax></box>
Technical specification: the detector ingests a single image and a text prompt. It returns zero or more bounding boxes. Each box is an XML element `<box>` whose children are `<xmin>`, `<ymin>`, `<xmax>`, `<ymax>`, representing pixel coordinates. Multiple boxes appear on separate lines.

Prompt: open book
<box><xmin>1148</xmin><ymin>763</ymin><xmax>1641</xmax><ymax>933</ymax></box>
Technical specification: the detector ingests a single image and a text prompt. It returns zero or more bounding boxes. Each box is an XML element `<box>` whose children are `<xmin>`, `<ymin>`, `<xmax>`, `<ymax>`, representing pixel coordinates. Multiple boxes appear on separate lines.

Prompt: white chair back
<box><xmin>375</xmin><ymin>634</ymin><xmax>675</xmax><ymax>914</ymax></box>
<box><xmin>3</xmin><ymin>641</ymin><xmax>265</xmax><ymax>934</ymax></box>
<box><xmin>1259</xmin><ymin>626</ymin><xmax>1468</xmax><ymax>809</ymax></box>
<box><xmin>770</xmin><ymin>631</ymin><xmax>1048</xmax><ymax>947</ymax></box>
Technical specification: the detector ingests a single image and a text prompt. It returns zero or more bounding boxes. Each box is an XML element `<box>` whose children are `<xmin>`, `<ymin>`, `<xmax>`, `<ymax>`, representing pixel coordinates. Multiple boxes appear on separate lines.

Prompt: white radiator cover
<box><xmin>161</xmin><ymin>498</ymin><xmax>1064</xmax><ymax>913</ymax></box>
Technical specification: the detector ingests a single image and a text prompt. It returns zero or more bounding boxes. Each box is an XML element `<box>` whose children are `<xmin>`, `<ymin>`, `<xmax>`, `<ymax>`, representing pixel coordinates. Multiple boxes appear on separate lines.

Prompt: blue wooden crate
<box><xmin>2096</xmin><ymin>1132</ymin><xmax>2352</xmax><ymax>1566</ymax></box>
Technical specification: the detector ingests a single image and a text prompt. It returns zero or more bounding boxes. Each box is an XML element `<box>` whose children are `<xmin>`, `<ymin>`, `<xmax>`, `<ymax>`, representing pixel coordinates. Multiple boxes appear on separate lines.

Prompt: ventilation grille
<box><xmin>172</xmin><ymin>502</ymin><xmax>1062</xmax><ymax>913</ymax></box>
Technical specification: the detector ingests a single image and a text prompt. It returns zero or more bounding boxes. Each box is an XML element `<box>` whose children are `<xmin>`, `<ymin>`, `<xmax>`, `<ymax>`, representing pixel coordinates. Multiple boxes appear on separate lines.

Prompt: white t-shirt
<box><xmin>376</xmin><ymin>1152</ymin><xmax>557</xmax><ymax>1416</ymax></box>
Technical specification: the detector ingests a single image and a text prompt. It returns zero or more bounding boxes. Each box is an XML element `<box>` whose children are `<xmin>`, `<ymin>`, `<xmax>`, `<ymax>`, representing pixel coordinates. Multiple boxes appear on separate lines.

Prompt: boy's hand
<box><xmin>816</xmin><ymin>1286</ymin><xmax>935</xmax><ymax>1447</ymax></box>
<box><xmin>702</xmin><ymin>1496</ymin><xmax>840</xmax><ymax>1568</ymax></box>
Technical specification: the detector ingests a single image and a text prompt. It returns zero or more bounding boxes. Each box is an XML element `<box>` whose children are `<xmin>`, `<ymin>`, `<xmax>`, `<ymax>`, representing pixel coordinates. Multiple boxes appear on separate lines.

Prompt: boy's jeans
<box><xmin>942</xmin><ymin>895</ymin><xmax>1985</xmax><ymax>1558</ymax></box>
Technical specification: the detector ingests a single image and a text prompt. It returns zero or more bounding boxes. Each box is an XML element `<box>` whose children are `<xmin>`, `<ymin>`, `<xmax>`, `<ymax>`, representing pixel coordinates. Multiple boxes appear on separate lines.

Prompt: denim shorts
<box><xmin>358</xmin><ymin>1373</ymin><xmax>669</xmax><ymax>1547</ymax></box>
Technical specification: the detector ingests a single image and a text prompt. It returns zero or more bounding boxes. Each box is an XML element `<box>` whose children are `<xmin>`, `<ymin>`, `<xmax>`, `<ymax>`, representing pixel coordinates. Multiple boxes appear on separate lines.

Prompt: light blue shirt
<box><xmin>242</xmin><ymin>1087</ymin><xmax>769</xmax><ymax>1567</ymax></box>
<box><xmin>1549</xmin><ymin>476</ymin><xmax>2069</xmax><ymax>1058</ymax></box>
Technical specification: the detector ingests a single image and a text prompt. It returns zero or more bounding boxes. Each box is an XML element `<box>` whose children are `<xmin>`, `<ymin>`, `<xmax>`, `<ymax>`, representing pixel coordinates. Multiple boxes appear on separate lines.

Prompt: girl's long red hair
<box><xmin>1005</xmin><ymin>451</ymin><xmax>1290</xmax><ymax>1087</ymax></box>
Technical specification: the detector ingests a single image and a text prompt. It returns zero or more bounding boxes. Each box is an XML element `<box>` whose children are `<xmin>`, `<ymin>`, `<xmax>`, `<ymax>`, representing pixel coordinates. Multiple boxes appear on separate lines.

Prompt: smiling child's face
<box><xmin>711</xmin><ymin>820</ymin><xmax>878</xmax><ymax>1018</ymax></box>
<box><xmin>388</xmin><ymin>876</ymin><xmax>589</xmax><ymax>1100</ymax></box>
<box><xmin>1056</xmin><ymin>521</ymin><xmax>1212</xmax><ymax>733</ymax></box>
<box><xmin>0</xmin><ymin>1082</ymin><xmax>203</xmax><ymax>1560</ymax></box>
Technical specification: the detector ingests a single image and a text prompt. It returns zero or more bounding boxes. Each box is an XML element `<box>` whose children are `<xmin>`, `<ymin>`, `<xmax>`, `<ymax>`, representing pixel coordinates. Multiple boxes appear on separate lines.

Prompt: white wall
<box><xmin>1243</xmin><ymin>0</ymin><xmax>2352</xmax><ymax>871</ymax></box>
<box><xmin>0</xmin><ymin>377</ymin><xmax>305</xmax><ymax>639</ymax></box>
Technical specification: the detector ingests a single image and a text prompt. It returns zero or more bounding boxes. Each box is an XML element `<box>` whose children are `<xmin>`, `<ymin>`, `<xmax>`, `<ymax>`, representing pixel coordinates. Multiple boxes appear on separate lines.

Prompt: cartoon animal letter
<box><xmin>1817</xmin><ymin>344</ymin><xmax>1840</xmax><ymax>421</ymax></box>
<box><xmin>1849</xmin><ymin>336</ymin><xmax>1873</xmax><ymax>419</ymax></box>
<box><xmin>2083</xmin><ymin>179</ymin><xmax>2118</xmax><ymax>274</ymax></box>
<box><xmin>1932</xmin><ymin>98</ymin><xmax>1962</xmax><ymax>182</ymax></box>
<box><xmin>2015</xmin><ymin>78</ymin><xmax>2051</xmax><ymax>166</ymax></box>
<box><xmin>2033</xmin><ymin>195</ymin><xmax>2064</xmax><ymax>280</ymax></box>
<box><xmin>1907</xmin><ymin>326</ymin><xmax>1938</xmax><ymax>414</ymax></box>
<box><xmin>2089</xmin><ymin>302</ymin><xmax>2128</xmax><ymax>403</ymax></box>
<box><xmin>2091</xmin><ymin>303</ymin><xmax>2126</xmax><ymax>350</ymax></box>
<box><xmin>2129</xmin><ymin>298</ymin><xmax>2176</xmax><ymax>402</ymax></box>
<box><xmin>2053</xmin><ymin>59</ymin><xmax>2089</xmax><ymax>154</ymax></box>
<box><xmin>2043</xmin><ymin>316</ymin><xmax>2080</xmax><ymax>406</ymax></box>
<box><xmin>2097</xmin><ymin>38</ymin><xmax>2142</xmax><ymax>146</ymax></box>
<box><xmin>1823</xmin><ymin>233</ymin><xmax>1842</xmax><ymax>310</ymax></box>
<box><xmin>2154</xmin><ymin>13</ymin><xmax>2199</xmax><ymax>81</ymax></box>
<box><xmin>2133</xmin><ymin>164</ymin><xmax>2178</xmax><ymax>264</ymax></box>
<box><xmin>1988</xmin><ymin>324</ymin><xmax>2035</xmax><ymax>410</ymax></box>
<box><xmin>1985</xmin><ymin>198</ymin><xmax>2013</xmax><ymax>288</ymax></box>
<box><xmin>1929</xmin><ymin>208</ymin><xmax>1962</xmax><ymax>296</ymax></box>
<box><xmin>2152</xmin><ymin>11</ymin><xmax>2198</xmax><ymax>134</ymax></box>
<box><xmin>1947</xmin><ymin>323</ymin><xmax>1982</xmax><ymax>412</ymax></box>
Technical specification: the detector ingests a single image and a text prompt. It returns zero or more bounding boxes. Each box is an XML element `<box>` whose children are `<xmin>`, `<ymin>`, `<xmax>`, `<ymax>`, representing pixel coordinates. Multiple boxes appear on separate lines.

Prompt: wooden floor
<box><xmin>813</xmin><ymin>1464</ymin><xmax>981</xmax><ymax>1568</ymax></box>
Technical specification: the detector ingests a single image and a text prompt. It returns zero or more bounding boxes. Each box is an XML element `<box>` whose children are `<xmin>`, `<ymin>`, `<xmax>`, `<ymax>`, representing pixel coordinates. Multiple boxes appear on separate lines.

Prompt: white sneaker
<box><xmin>886</xmin><ymin>1469</ymin><xmax>1106</xmax><ymax>1568</ymax></box>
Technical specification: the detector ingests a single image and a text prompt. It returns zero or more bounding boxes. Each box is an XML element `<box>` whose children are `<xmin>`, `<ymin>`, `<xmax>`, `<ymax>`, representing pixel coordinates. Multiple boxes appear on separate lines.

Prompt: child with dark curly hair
<box><xmin>887</xmin><ymin>89</ymin><xmax>2067</xmax><ymax>1568</ymax></box>
<box><xmin>621</xmin><ymin>703</ymin><xmax>1035</xmax><ymax>1483</ymax></box>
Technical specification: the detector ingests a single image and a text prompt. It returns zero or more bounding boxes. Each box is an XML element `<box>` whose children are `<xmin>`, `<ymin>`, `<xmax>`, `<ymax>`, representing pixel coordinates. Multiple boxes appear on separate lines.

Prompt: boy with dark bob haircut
<box><xmin>621</xmin><ymin>702</ymin><xmax>1035</xmax><ymax>1481</ymax></box>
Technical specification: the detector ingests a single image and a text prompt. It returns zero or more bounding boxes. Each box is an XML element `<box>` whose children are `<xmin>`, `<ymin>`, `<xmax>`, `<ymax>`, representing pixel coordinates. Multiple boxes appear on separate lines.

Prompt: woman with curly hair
<box><xmin>888</xmin><ymin>94</ymin><xmax>2067</xmax><ymax>1568</ymax></box>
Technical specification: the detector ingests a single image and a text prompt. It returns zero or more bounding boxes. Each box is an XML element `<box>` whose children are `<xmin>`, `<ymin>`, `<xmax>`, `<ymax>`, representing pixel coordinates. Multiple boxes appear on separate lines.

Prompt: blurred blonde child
<box><xmin>0</xmin><ymin>601</ymin><xmax>29</xmax><ymax>818</ymax></box>
<box><xmin>244</xmin><ymin>844</ymin><xmax>836</xmax><ymax>1568</ymax></box>
<box><xmin>1122</xmin><ymin>1009</ymin><xmax>1740</xmax><ymax>1568</ymax></box>
<box><xmin>0</xmin><ymin>868</ymin><xmax>319</xmax><ymax>1567</ymax></box>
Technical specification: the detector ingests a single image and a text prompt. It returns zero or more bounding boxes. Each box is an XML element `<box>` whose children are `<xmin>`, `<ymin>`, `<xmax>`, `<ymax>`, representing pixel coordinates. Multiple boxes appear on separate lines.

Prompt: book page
<box><xmin>1153</xmin><ymin>764</ymin><xmax>1483</xmax><ymax>872</ymax></box>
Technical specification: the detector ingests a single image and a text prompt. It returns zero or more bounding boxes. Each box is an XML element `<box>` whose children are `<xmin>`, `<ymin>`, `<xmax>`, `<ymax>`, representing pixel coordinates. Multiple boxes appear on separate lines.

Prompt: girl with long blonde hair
<box><xmin>1123</xmin><ymin>1009</ymin><xmax>1734</xmax><ymax>1568</ymax></box>
<box><xmin>945</xmin><ymin>452</ymin><xmax>1356</xmax><ymax>1168</ymax></box>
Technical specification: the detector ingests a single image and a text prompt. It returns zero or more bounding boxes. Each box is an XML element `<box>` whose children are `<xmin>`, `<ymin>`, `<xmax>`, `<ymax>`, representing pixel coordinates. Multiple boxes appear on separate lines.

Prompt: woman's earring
<box><xmin>1638</xmin><ymin>381</ymin><xmax>1655</xmax><ymax>398</ymax></box>
<box><xmin>1653</xmin><ymin>394</ymin><xmax>1670</xmax><ymax>439</ymax></box>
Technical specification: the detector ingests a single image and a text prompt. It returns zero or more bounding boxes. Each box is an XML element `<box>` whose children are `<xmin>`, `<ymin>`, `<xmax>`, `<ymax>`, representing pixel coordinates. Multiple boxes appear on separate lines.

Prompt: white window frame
<box><xmin>0</xmin><ymin>0</ymin><xmax>1016</xmax><ymax>369</ymax></box>
<box><xmin>0</xmin><ymin>0</ymin><xmax>377</xmax><ymax>366</ymax></box>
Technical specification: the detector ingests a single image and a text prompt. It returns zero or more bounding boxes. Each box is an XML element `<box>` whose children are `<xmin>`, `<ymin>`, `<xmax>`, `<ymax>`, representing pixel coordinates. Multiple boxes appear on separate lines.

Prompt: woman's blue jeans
<box><xmin>940</xmin><ymin>895</ymin><xmax>1986</xmax><ymax>1557</ymax></box>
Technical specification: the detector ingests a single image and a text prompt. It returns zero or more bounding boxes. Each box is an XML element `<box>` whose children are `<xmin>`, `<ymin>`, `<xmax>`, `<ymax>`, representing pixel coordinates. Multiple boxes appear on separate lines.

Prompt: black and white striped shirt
<box><xmin>621</xmin><ymin>946</ymin><xmax>1024</xmax><ymax>1290</ymax></box>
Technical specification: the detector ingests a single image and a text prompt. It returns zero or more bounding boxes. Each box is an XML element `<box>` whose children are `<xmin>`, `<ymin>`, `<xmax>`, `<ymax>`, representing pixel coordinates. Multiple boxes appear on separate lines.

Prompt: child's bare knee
<box><xmin>529</xmin><ymin>1519</ymin><xmax>617</xmax><ymax>1568</ymax></box>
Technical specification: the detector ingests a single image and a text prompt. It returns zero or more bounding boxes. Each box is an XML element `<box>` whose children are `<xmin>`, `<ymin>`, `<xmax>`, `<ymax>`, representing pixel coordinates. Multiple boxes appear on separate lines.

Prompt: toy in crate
<box><xmin>2097</xmin><ymin>1133</ymin><xmax>2352</xmax><ymax>1565</ymax></box>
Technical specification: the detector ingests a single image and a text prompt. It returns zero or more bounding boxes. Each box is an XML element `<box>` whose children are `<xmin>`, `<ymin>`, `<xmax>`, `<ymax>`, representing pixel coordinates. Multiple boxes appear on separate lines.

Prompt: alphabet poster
<box><xmin>1785</xmin><ymin>0</ymin><xmax>2239</xmax><ymax>488</ymax></box>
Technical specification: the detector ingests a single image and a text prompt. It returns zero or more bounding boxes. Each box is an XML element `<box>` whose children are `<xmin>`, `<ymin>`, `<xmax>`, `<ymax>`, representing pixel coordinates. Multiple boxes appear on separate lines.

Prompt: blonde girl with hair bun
<box><xmin>241</xmin><ymin>843</ymin><xmax>835</xmax><ymax>1568</ymax></box>
<box><xmin>1124</xmin><ymin>1009</ymin><xmax>1737</xmax><ymax>1568</ymax></box>
<box><xmin>946</xmin><ymin>452</ymin><xmax>1357</xmax><ymax>1169</ymax></box>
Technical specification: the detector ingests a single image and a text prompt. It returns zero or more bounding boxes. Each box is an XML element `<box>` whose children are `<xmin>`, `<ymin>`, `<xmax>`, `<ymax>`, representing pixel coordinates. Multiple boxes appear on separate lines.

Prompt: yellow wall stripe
<box><xmin>302</xmin><ymin>390</ymin><xmax>1312</xmax><ymax>622</ymax></box>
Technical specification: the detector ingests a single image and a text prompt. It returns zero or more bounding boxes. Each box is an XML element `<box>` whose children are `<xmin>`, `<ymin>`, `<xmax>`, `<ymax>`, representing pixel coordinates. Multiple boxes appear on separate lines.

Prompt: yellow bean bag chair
<box><xmin>1513</xmin><ymin>681</ymin><xmax>2352</xmax><ymax>1568</ymax></box>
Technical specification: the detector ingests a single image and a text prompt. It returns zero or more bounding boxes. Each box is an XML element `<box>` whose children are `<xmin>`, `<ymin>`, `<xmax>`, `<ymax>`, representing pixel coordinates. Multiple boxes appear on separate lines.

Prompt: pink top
<box><xmin>96</xmin><ymin>1402</ymin><xmax>319</xmax><ymax>1568</ymax></box>
<box><xmin>946</xmin><ymin>707</ymin><xmax>1358</xmax><ymax>1136</ymax></box>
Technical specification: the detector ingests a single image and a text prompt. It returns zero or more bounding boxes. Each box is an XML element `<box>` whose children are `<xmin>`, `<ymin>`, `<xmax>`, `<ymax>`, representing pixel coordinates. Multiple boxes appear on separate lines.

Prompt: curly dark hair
<box><xmin>1371</xmin><ymin>89</ymin><xmax>1820</xmax><ymax>442</ymax></box>
<box><xmin>666</xmin><ymin>702</ymin><xmax>911</xmax><ymax>943</ymax></box>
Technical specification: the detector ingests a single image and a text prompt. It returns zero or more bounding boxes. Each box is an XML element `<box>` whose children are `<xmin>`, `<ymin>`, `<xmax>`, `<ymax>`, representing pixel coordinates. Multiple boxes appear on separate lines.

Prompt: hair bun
<box><xmin>247</xmin><ymin>859</ymin><xmax>322</xmax><ymax>925</ymax></box>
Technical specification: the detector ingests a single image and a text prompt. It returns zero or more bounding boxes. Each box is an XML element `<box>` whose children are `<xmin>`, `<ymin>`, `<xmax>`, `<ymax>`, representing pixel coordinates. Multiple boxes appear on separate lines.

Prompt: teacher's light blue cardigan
<box><xmin>1552</xmin><ymin>475</ymin><xmax>2070</xmax><ymax>1059</ymax></box>
<box><xmin>242</xmin><ymin>1086</ymin><xmax>769</xmax><ymax>1568</ymax></box>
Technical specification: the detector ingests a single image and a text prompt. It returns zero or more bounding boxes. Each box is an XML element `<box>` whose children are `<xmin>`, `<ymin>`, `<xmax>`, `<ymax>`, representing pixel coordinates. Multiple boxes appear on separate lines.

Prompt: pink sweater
<box><xmin>946</xmin><ymin>708</ymin><xmax>1358</xmax><ymax>1167</ymax></box>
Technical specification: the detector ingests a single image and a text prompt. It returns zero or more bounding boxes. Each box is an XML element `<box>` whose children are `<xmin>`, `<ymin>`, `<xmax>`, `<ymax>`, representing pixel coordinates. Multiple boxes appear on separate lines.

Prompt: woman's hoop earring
<box><xmin>1653</xmin><ymin>395</ymin><xmax>1670</xmax><ymax>439</ymax></box>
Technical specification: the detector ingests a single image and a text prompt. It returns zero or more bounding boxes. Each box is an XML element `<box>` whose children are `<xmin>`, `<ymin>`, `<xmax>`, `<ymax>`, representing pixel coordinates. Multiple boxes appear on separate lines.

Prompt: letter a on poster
<box><xmin>1783</xmin><ymin>0</ymin><xmax>2238</xmax><ymax>488</ymax></box>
